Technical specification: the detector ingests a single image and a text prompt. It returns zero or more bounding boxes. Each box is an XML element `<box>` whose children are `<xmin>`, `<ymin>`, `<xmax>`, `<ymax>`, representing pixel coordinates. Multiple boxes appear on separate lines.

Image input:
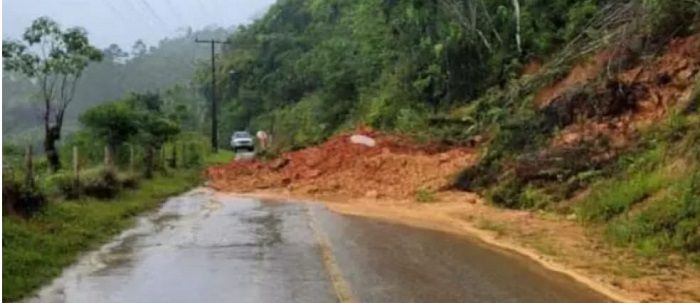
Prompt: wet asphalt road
<box><xmin>25</xmin><ymin>189</ymin><xmax>613</xmax><ymax>303</ymax></box>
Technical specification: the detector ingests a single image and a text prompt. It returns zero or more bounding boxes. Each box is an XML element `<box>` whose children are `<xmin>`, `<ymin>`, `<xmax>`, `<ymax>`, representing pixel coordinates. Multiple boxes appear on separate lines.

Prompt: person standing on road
<box><xmin>257</xmin><ymin>130</ymin><xmax>269</xmax><ymax>151</ymax></box>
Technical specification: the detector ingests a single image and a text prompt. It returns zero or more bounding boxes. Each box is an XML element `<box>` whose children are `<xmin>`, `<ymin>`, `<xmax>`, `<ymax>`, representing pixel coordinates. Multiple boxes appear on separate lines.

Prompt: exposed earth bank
<box><xmin>207</xmin><ymin>129</ymin><xmax>700</xmax><ymax>303</ymax></box>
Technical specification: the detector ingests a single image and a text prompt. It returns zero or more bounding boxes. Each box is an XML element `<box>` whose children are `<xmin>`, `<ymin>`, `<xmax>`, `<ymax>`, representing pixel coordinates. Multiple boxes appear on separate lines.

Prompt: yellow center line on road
<box><xmin>305</xmin><ymin>205</ymin><xmax>357</xmax><ymax>303</ymax></box>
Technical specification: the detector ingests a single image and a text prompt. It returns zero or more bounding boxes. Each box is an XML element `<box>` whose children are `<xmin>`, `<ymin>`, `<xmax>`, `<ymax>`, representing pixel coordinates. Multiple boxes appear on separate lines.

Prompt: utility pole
<box><xmin>196</xmin><ymin>38</ymin><xmax>229</xmax><ymax>152</ymax></box>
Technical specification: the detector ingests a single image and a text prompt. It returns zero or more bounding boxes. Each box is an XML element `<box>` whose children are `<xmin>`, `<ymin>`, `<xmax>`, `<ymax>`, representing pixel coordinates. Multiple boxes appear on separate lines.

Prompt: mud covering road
<box><xmin>24</xmin><ymin>189</ymin><xmax>613</xmax><ymax>303</ymax></box>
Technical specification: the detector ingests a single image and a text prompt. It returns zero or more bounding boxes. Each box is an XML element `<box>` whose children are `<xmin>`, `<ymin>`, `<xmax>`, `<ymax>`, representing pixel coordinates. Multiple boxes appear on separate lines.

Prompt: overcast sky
<box><xmin>3</xmin><ymin>0</ymin><xmax>275</xmax><ymax>49</ymax></box>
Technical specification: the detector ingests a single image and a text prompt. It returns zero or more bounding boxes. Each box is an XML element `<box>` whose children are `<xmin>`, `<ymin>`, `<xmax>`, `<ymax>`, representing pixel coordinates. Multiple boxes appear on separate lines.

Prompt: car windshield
<box><xmin>233</xmin><ymin>132</ymin><xmax>251</xmax><ymax>139</ymax></box>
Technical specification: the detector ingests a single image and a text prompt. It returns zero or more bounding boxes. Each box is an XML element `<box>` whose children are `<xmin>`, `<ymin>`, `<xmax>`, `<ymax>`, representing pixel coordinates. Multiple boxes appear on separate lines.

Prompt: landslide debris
<box><xmin>207</xmin><ymin>128</ymin><xmax>475</xmax><ymax>199</ymax></box>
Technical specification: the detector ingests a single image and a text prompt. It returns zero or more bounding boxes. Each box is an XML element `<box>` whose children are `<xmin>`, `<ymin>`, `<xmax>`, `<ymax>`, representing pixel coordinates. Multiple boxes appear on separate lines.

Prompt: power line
<box><xmin>195</xmin><ymin>38</ymin><xmax>230</xmax><ymax>152</ymax></box>
<box><xmin>137</xmin><ymin>0</ymin><xmax>169</xmax><ymax>28</ymax></box>
<box><xmin>122</xmin><ymin>0</ymin><xmax>159</xmax><ymax>32</ymax></box>
<box><xmin>163</xmin><ymin>0</ymin><xmax>185</xmax><ymax>25</ymax></box>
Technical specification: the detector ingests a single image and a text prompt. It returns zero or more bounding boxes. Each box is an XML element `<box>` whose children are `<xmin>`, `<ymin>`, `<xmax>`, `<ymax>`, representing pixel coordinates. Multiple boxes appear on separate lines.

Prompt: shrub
<box><xmin>2</xmin><ymin>143</ymin><xmax>24</xmax><ymax>167</ymax></box>
<box><xmin>659</xmin><ymin>111</ymin><xmax>689</xmax><ymax>141</ymax></box>
<box><xmin>81</xmin><ymin>168</ymin><xmax>121</xmax><ymax>199</ymax></box>
<box><xmin>396</xmin><ymin>106</ymin><xmax>429</xmax><ymax>134</ymax></box>
<box><xmin>577</xmin><ymin>143</ymin><xmax>674</xmax><ymax>222</ymax></box>
<box><xmin>183</xmin><ymin>143</ymin><xmax>204</xmax><ymax>168</ymax></box>
<box><xmin>41</xmin><ymin>171</ymin><xmax>79</xmax><ymax>199</ymax></box>
<box><xmin>519</xmin><ymin>186</ymin><xmax>554</xmax><ymax>210</ymax></box>
<box><xmin>40</xmin><ymin>169</ymin><xmax>138</xmax><ymax>199</ymax></box>
<box><xmin>117</xmin><ymin>172</ymin><xmax>140</xmax><ymax>189</ymax></box>
<box><xmin>2</xmin><ymin>179</ymin><xmax>47</xmax><ymax>217</ymax></box>
<box><xmin>577</xmin><ymin>170</ymin><xmax>669</xmax><ymax>222</ymax></box>
<box><xmin>605</xmin><ymin>171</ymin><xmax>700</xmax><ymax>254</ymax></box>
<box><xmin>487</xmin><ymin>177</ymin><xmax>525</xmax><ymax>208</ymax></box>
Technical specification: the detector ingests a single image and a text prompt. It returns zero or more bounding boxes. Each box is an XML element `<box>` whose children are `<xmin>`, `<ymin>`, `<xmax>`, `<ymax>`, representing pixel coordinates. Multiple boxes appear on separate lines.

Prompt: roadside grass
<box><xmin>576</xmin><ymin>168</ymin><xmax>671</xmax><ymax>222</ymax></box>
<box><xmin>2</xmin><ymin>171</ymin><xmax>201</xmax><ymax>302</ymax></box>
<box><xmin>576</xmin><ymin>142</ymin><xmax>673</xmax><ymax>222</ymax></box>
<box><xmin>605</xmin><ymin>171</ymin><xmax>700</xmax><ymax>259</ymax></box>
<box><xmin>528</xmin><ymin>234</ymin><xmax>560</xmax><ymax>257</ymax></box>
<box><xmin>476</xmin><ymin>219</ymin><xmax>509</xmax><ymax>237</ymax></box>
<box><xmin>611</xmin><ymin>262</ymin><xmax>645</xmax><ymax>279</ymax></box>
<box><xmin>575</xmin><ymin>112</ymin><xmax>700</xmax><ymax>259</ymax></box>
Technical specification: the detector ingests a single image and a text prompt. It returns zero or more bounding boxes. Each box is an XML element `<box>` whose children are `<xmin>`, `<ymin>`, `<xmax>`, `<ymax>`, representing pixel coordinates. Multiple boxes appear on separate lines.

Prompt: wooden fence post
<box><xmin>170</xmin><ymin>142</ymin><xmax>178</xmax><ymax>169</ymax></box>
<box><xmin>145</xmin><ymin>146</ymin><xmax>154</xmax><ymax>179</ymax></box>
<box><xmin>181</xmin><ymin>143</ymin><xmax>187</xmax><ymax>168</ymax></box>
<box><xmin>73</xmin><ymin>146</ymin><xmax>80</xmax><ymax>197</ymax></box>
<box><xmin>24</xmin><ymin>145</ymin><xmax>34</xmax><ymax>189</ymax></box>
<box><xmin>160</xmin><ymin>145</ymin><xmax>166</xmax><ymax>170</ymax></box>
<box><xmin>104</xmin><ymin>145</ymin><xmax>113</xmax><ymax>170</ymax></box>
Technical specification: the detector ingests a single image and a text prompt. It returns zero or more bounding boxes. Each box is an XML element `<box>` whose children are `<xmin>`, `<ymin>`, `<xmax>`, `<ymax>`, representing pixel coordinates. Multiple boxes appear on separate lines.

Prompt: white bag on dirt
<box><xmin>350</xmin><ymin>134</ymin><xmax>376</xmax><ymax>147</ymax></box>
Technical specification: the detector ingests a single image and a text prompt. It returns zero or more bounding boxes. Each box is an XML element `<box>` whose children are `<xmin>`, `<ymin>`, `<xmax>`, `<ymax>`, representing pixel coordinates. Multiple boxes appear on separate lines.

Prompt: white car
<box><xmin>230</xmin><ymin>131</ymin><xmax>255</xmax><ymax>152</ymax></box>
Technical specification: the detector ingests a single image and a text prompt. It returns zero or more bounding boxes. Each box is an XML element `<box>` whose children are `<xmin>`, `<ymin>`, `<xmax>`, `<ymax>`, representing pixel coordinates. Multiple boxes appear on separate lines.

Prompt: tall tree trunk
<box><xmin>45</xmin><ymin>126</ymin><xmax>61</xmax><ymax>172</ymax></box>
<box><xmin>512</xmin><ymin>0</ymin><xmax>522</xmax><ymax>55</ymax></box>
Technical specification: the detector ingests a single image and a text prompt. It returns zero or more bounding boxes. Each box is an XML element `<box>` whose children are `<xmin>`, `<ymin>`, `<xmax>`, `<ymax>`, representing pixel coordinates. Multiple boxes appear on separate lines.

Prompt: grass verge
<box><xmin>2</xmin><ymin>171</ymin><xmax>202</xmax><ymax>302</ymax></box>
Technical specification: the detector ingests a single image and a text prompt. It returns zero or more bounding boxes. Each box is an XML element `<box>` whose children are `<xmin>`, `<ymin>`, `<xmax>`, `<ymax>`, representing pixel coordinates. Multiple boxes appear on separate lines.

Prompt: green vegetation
<box><xmin>2</xmin><ymin>172</ymin><xmax>202</xmax><ymax>302</ymax></box>
<box><xmin>2</xmin><ymin>19</ymin><xmax>232</xmax><ymax>300</ymax></box>
<box><xmin>3</xmin><ymin>17</ymin><xmax>103</xmax><ymax>171</ymax></box>
<box><xmin>605</xmin><ymin>173</ymin><xmax>700</xmax><ymax>257</ymax></box>
<box><xmin>415</xmin><ymin>189</ymin><xmax>438</xmax><ymax>203</ymax></box>
<box><xmin>79</xmin><ymin>101</ymin><xmax>140</xmax><ymax>156</ymax></box>
<box><xmin>207</xmin><ymin>0</ymin><xmax>632</xmax><ymax>150</ymax></box>
<box><xmin>477</xmin><ymin>219</ymin><xmax>510</xmax><ymax>237</ymax></box>
<box><xmin>575</xmin><ymin>113</ymin><xmax>700</xmax><ymax>259</ymax></box>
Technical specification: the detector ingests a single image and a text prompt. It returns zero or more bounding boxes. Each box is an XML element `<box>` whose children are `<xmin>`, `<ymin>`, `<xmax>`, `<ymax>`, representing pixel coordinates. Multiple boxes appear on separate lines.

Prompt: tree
<box><xmin>130</xmin><ymin>93</ymin><xmax>180</xmax><ymax>178</ymax></box>
<box><xmin>131</xmin><ymin>39</ymin><xmax>147</xmax><ymax>57</ymax></box>
<box><xmin>79</xmin><ymin>101</ymin><xmax>139</xmax><ymax>159</ymax></box>
<box><xmin>2</xmin><ymin>17</ymin><xmax>102</xmax><ymax>171</ymax></box>
<box><xmin>104</xmin><ymin>43</ymin><xmax>128</xmax><ymax>63</ymax></box>
<box><xmin>512</xmin><ymin>0</ymin><xmax>522</xmax><ymax>55</ymax></box>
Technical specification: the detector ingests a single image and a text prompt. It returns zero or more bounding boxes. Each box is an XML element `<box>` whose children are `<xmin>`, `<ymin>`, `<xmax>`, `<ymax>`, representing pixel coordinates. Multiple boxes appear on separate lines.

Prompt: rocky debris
<box><xmin>207</xmin><ymin>127</ymin><xmax>476</xmax><ymax>199</ymax></box>
<box><xmin>350</xmin><ymin>134</ymin><xmax>377</xmax><ymax>147</ymax></box>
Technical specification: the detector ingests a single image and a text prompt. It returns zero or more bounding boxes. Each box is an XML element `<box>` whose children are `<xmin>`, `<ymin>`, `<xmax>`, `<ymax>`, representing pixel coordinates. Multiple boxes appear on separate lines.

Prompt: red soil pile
<box><xmin>535</xmin><ymin>50</ymin><xmax>614</xmax><ymax>107</ymax></box>
<box><xmin>619</xmin><ymin>34</ymin><xmax>700</xmax><ymax>117</ymax></box>
<box><xmin>207</xmin><ymin>128</ymin><xmax>476</xmax><ymax>199</ymax></box>
<box><xmin>551</xmin><ymin>34</ymin><xmax>700</xmax><ymax>148</ymax></box>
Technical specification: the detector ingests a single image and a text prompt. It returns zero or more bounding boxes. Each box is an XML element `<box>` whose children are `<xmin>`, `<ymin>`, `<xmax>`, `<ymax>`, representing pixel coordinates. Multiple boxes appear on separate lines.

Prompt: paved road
<box><xmin>26</xmin><ymin>189</ymin><xmax>613</xmax><ymax>303</ymax></box>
